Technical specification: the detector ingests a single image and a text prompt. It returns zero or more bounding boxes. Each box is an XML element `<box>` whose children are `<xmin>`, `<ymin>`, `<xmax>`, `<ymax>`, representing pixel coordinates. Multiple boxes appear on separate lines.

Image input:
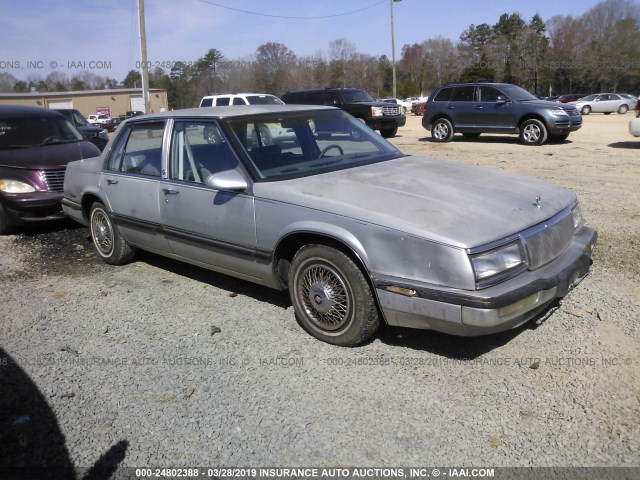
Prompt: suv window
<box><xmin>433</xmin><ymin>87</ymin><xmax>454</xmax><ymax>102</ymax></box>
<box><xmin>324</xmin><ymin>92</ymin><xmax>341</xmax><ymax>106</ymax></box>
<box><xmin>478</xmin><ymin>86</ymin><xmax>502</xmax><ymax>103</ymax></box>
<box><xmin>451</xmin><ymin>86</ymin><xmax>475</xmax><ymax>102</ymax></box>
<box><xmin>232</xmin><ymin>97</ymin><xmax>246</xmax><ymax>106</ymax></box>
<box><xmin>216</xmin><ymin>97</ymin><xmax>230</xmax><ymax>106</ymax></box>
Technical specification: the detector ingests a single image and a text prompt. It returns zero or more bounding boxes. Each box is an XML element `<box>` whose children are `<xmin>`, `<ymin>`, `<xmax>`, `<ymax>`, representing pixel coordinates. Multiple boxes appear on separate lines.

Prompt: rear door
<box><xmin>447</xmin><ymin>85</ymin><xmax>477</xmax><ymax>131</ymax></box>
<box><xmin>100</xmin><ymin>121</ymin><xmax>170</xmax><ymax>252</ymax></box>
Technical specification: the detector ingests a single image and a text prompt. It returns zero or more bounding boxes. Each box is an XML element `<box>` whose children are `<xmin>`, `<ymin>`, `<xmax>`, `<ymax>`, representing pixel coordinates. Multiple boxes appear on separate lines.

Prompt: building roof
<box><xmin>0</xmin><ymin>88</ymin><xmax>166</xmax><ymax>98</ymax></box>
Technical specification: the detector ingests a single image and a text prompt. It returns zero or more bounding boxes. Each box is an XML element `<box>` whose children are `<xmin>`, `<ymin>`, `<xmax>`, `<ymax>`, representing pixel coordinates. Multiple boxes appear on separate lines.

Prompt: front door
<box><xmin>159</xmin><ymin>120</ymin><xmax>259</xmax><ymax>280</ymax></box>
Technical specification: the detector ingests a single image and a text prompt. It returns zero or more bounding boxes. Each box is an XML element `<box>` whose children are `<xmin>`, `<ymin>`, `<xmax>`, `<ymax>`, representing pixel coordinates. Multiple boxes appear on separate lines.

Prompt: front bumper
<box><xmin>374</xmin><ymin>226</ymin><xmax>597</xmax><ymax>336</ymax></box>
<box><xmin>367</xmin><ymin>115</ymin><xmax>406</xmax><ymax>131</ymax></box>
<box><xmin>0</xmin><ymin>191</ymin><xmax>66</xmax><ymax>224</ymax></box>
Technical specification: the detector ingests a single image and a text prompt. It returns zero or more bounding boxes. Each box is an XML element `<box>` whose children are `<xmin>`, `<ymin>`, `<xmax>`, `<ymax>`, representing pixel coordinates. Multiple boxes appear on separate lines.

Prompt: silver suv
<box><xmin>422</xmin><ymin>83</ymin><xmax>582</xmax><ymax>145</ymax></box>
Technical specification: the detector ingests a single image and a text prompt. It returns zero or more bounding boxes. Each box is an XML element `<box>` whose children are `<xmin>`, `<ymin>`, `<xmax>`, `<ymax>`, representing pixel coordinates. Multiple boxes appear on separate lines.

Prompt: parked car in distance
<box><xmin>411</xmin><ymin>101</ymin><xmax>427</xmax><ymax>116</ymax></box>
<box><xmin>571</xmin><ymin>93</ymin><xmax>632</xmax><ymax>115</ymax></box>
<box><xmin>87</xmin><ymin>114</ymin><xmax>110</xmax><ymax>127</ymax></box>
<box><xmin>555</xmin><ymin>94</ymin><xmax>586</xmax><ymax>103</ymax></box>
<box><xmin>281</xmin><ymin>88</ymin><xmax>406</xmax><ymax>138</ymax></box>
<box><xmin>0</xmin><ymin>105</ymin><xmax>101</xmax><ymax>234</ymax></box>
<box><xmin>103</xmin><ymin>115</ymin><xmax>127</xmax><ymax>133</ymax></box>
<box><xmin>125</xmin><ymin>111</ymin><xmax>145</xmax><ymax>118</ymax></box>
<box><xmin>54</xmin><ymin>109</ymin><xmax>109</xmax><ymax>150</ymax></box>
<box><xmin>199</xmin><ymin>93</ymin><xmax>284</xmax><ymax>107</ymax></box>
<box><xmin>423</xmin><ymin>82</ymin><xmax>582</xmax><ymax>145</ymax></box>
<box><xmin>62</xmin><ymin>104</ymin><xmax>596</xmax><ymax>346</ymax></box>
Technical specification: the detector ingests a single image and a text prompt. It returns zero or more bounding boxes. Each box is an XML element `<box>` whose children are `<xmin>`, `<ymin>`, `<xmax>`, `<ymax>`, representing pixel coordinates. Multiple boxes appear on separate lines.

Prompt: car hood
<box><xmin>522</xmin><ymin>100</ymin><xmax>576</xmax><ymax>111</ymax></box>
<box><xmin>0</xmin><ymin>141</ymin><xmax>100</xmax><ymax>169</ymax></box>
<box><xmin>256</xmin><ymin>155</ymin><xmax>577</xmax><ymax>249</ymax></box>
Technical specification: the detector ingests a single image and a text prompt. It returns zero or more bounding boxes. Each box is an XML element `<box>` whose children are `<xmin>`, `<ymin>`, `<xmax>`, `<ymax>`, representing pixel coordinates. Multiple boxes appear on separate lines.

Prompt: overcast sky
<box><xmin>0</xmin><ymin>0</ymin><xmax>607</xmax><ymax>82</ymax></box>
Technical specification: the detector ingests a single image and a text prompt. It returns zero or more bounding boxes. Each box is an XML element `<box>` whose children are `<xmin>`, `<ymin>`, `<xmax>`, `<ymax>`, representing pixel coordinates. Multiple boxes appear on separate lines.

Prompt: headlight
<box><xmin>371</xmin><ymin>106</ymin><xmax>383</xmax><ymax>117</ymax></box>
<box><xmin>471</xmin><ymin>241</ymin><xmax>525</xmax><ymax>283</ymax></box>
<box><xmin>548</xmin><ymin>109</ymin><xmax>568</xmax><ymax>116</ymax></box>
<box><xmin>571</xmin><ymin>202</ymin><xmax>583</xmax><ymax>230</ymax></box>
<box><xmin>0</xmin><ymin>180</ymin><xmax>35</xmax><ymax>193</ymax></box>
<box><xmin>99</xmin><ymin>129</ymin><xmax>108</xmax><ymax>140</ymax></box>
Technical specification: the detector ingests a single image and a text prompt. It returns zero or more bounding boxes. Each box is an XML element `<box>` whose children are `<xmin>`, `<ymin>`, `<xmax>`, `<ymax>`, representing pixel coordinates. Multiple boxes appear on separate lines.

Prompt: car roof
<box><xmin>0</xmin><ymin>105</ymin><xmax>67</xmax><ymax>119</ymax></box>
<box><xmin>128</xmin><ymin>104</ymin><xmax>336</xmax><ymax>121</ymax></box>
<box><xmin>284</xmin><ymin>88</ymin><xmax>362</xmax><ymax>93</ymax></box>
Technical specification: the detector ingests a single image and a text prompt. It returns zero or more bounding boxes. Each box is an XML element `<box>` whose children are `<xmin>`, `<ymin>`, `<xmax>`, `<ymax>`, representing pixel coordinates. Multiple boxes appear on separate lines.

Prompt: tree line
<box><xmin>1</xmin><ymin>0</ymin><xmax>638</xmax><ymax>108</ymax></box>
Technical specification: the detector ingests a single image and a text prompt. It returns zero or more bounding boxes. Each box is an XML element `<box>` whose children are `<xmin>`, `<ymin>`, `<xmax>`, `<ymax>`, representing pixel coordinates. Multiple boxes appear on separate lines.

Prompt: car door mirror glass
<box><xmin>205</xmin><ymin>170</ymin><xmax>248</xmax><ymax>192</ymax></box>
<box><xmin>496</xmin><ymin>95</ymin><xmax>507</xmax><ymax>104</ymax></box>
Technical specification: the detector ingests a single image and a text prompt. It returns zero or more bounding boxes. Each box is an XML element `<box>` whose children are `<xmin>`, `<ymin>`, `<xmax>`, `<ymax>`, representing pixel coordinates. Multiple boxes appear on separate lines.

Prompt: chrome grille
<box><xmin>523</xmin><ymin>212</ymin><xmax>575</xmax><ymax>269</ymax></box>
<box><xmin>382</xmin><ymin>105</ymin><xmax>401</xmax><ymax>116</ymax></box>
<box><xmin>40</xmin><ymin>168</ymin><xmax>66</xmax><ymax>192</ymax></box>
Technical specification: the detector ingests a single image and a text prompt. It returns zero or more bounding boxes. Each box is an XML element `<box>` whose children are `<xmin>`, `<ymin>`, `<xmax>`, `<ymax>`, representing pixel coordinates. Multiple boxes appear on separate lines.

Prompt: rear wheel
<box><xmin>431</xmin><ymin>118</ymin><xmax>454</xmax><ymax>142</ymax></box>
<box><xmin>89</xmin><ymin>202</ymin><xmax>135</xmax><ymax>265</ymax></box>
<box><xmin>519</xmin><ymin>119</ymin><xmax>548</xmax><ymax>145</ymax></box>
<box><xmin>288</xmin><ymin>244</ymin><xmax>380</xmax><ymax>346</ymax></box>
<box><xmin>618</xmin><ymin>104</ymin><xmax>629</xmax><ymax>114</ymax></box>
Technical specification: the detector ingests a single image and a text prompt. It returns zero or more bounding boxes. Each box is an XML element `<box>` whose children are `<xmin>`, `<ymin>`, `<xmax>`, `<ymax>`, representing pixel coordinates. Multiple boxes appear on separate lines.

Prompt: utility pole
<box><xmin>391</xmin><ymin>0</ymin><xmax>402</xmax><ymax>99</ymax></box>
<box><xmin>138</xmin><ymin>0</ymin><xmax>150</xmax><ymax>113</ymax></box>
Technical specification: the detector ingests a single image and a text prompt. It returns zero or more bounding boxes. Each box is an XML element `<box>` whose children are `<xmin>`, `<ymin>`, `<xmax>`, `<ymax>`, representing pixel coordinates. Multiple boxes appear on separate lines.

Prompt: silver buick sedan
<box><xmin>62</xmin><ymin>105</ymin><xmax>597</xmax><ymax>346</ymax></box>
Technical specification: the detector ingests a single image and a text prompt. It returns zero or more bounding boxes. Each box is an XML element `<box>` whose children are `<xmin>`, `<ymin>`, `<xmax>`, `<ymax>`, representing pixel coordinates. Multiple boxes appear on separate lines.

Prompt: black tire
<box><xmin>519</xmin><ymin>119</ymin><xmax>548</xmax><ymax>145</ymax></box>
<box><xmin>89</xmin><ymin>202</ymin><xmax>134</xmax><ymax>265</ymax></box>
<box><xmin>431</xmin><ymin>118</ymin><xmax>454</xmax><ymax>142</ymax></box>
<box><xmin>0</xmin><ymin>201</ymin><xmax>11</xmax><ymax>235</ymax></box>
<box><xmin>288</xmin><ymin>244</ymin><xmax>380</xmax><ymax>346</ymax></box>
<box><xmin>462</xmin><ymin>133</ymin><xmax>481</xmax><ymax>139</ymax></box>
<box><xmin>581</xmin><ymin>105</ymin><xmax>591</xmax><ymax>115</ymax></box>
<box><xmin>548</xmin><ymin>133</ymin><xmax>570</xmax><ymax>142</ymax></box>
<box><xmin>380</xmin><ymin>126</ymin><xmax>398</xmax><ymax>138</ymax></box>
<box><xmin>618</xmin><ymin>104</ymin><xmax>628</xmax><ymax>114</ymax></box>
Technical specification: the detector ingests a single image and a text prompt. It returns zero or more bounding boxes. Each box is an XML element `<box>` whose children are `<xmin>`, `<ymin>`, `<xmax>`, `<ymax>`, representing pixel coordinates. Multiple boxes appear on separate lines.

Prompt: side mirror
<box><xmin>205</xmin><ymin>170</ymin><xmax>248</xmax><ymax>192</ymax></box>
<box><xmin>496</xmin><ymin>95</ymin><xmax>508</xmax><ymax>104</ymax></box>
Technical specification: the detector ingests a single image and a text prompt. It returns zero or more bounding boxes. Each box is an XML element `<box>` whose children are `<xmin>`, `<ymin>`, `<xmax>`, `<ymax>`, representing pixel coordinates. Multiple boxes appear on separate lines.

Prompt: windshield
<box><xmin>246</xmin><ymin>95</ymin><xmax>284</xmax><ymax>105</ymax></box>
<box><xmin>0</xmin><ymin>116</ymin><xmax>83</xmax><ymax>149</ymax></box>
<box><xmin>341</xmin><ymin>89</ymin><xmax>375</xmax><ymax>103</ymax></box>
<box><xmin>226</xmin><ymin>109</ymin><xmax>402</xmax><ymax>181</ymax></box>
<box><xmin>498</xmin><ymin>85</ymin><xmax>539</xmax><ymax>101</ymax></box>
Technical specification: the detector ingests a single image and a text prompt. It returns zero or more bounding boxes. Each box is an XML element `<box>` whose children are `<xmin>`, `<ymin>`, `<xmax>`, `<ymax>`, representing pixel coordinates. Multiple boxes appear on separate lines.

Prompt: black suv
<box><xmin>54</xmin><ymin>109</ymin><xmax>109</xmax><ymax>150</ymax></box>
<box><xmin>281</xmin><ymin>88</ymin><xmax>405</xmax><ymax>138</ymax></box>
<box><xmin>422</xmin><ymin>82</ymin><xmax>582</xmax><ymax>145</ymax></box>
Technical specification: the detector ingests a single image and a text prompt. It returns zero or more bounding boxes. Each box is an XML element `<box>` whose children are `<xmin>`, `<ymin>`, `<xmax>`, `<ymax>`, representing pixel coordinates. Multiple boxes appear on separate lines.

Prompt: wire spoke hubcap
<box><xmin>92</xmin><ymin>210</ymin><xmax>113</xmax><ymax>255</ymax></box>
<box><xmin>298</xmin><ymin>264</ymin><xmax>351</xmax><ymax>331</ymax></box>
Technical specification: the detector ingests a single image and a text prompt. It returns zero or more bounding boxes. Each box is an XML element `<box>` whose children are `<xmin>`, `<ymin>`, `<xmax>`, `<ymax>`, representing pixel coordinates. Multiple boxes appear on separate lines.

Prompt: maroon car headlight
<box><xmin>0</xmin><ymin>179</ymin><xmax>35</xmax><ymax>193</ymax></box>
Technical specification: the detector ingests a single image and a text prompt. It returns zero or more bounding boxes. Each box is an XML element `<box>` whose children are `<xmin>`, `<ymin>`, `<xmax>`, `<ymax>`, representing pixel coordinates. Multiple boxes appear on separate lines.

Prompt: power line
<box><xmin>194</xmin><ymin>0</ymin><xmax>387</xmax><ymax>19</ymax></box>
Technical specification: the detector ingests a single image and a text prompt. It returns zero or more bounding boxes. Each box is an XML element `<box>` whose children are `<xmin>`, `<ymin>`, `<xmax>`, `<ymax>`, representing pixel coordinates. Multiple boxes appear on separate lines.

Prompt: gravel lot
<box><xmin>1</xmin><ymin>112</ymin><xmax>639</xmax><ymax>475</ymax></box>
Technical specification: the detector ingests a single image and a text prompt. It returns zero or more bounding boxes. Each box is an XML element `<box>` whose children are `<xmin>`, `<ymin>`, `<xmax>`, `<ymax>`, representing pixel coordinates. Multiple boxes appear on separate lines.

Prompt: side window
<box><xmin>433</xmin><ymin>87</ymin><xmax>453</xmax><ymax>102</ymax></box>
<box><xmin>305</xmin><ymin>92</ymin><xmax>323</xmax><ymax>105</ymax></box>
<box><xmin>215</xmin><ymin>97</ymin><xmax>230</xmax><ymax>106</ymax></box>
<box><xmin>232</xmin><ymin>97</ymin><xmax>246</xmax><ymax>105</ymax></box>
<box><xmin>170</xmin><ymin>121</ymin><xmax>238</xmax><ymax>184</ymax></box>
<box><xmin>120</xmin><ymin>123</ymin><xmax>164</xmax><ymax>177</ymax></box>
<box><xmin>105</xmin><ymin>126</ymin><xmax>131</xmax><ymax>171</ymax></box>
<box><xmin>201</xmin><ymin>98</ymin><xmax>213</xmax><ymax>107</ymax></box>
<box><xmin>323</xmin><ymin>92</ymin><xmax>340</xmax><ymax>106</ymax></box>
<box><xmin>478</xmin><ymin>87</ymin><xmax>502</xmax><ymax>103</ymax></box>
<box><xmin>451</xmin><ymin>86</ymin><xmax>475</xmax><ymax>102</ymax></box>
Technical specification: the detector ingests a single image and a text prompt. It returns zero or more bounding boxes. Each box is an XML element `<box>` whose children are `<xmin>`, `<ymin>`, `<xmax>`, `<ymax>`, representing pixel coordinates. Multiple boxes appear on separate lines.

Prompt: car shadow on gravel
<box><xmin>0</xmin><ymin>346</ymin><xmax>129</xmax><ymax>479</ymax></box>
<box><xmin>418</xmin><ymin>136</ymin><xmax>574</xmax><ymax>145</ymax></box>
<box><xmin>608</xmin><ymin>141</ymin><xmax>640</xmax><ymax>149</ymax></box>
<box><xmin>376</xmin><ymin>300</ymin><xmax>561</xmax><ymax>359</ymax></box>
<box><xmin>135</xmin><ymin>250</ymin><xmax>291</xmax><ymax>308</ymax></box>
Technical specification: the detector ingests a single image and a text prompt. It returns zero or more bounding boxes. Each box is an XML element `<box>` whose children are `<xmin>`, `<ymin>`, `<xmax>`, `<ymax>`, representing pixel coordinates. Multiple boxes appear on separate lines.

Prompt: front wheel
<box><xmin>431</xmin><ymin>118</ymin><xmax>454</xmax><ymax>142</ymax></box>
<box><xmin>519</xmin><ymin>119</ymin><xmax>548</xmax><ymax>145</ymax></box>
<box><xmin>288</xmin><ymin>245</ymin><xmax>380</xmax><ymax>346</ymax></box>
<box><xmin>618</xmin><ymin>104</ymin><xmax>628</xmax><ymax>114</ymax></box>
<box><xmin>581</xmin><ymin>105</ymin><xmax>591</xmax><ymax>115</ymax></box>
<box><xmin>90</xmin><ymin>202</ymin><xmax>135</xmax><ymax>265</ymax></box>
<box><xmin>380</xmin><ymin>126</ymin><xmax>398</xmax><ymax>138</ymax></box>
<box><xmin>0</xmin><ymin>202</ymin><xmax>10</xmax><ymax>235</ymax></box>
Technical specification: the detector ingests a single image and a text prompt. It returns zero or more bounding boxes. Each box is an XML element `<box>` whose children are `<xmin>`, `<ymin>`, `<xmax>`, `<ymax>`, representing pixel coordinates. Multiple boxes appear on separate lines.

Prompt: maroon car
<box><xmin>556</xmin><ymin>94</ymin><xmax>587</xmax><ymax>103</ymax></box>
<box><xmin>0</xmin><ymin>105</ymin><xmax>101</xmax><ymax>233</ymax></box>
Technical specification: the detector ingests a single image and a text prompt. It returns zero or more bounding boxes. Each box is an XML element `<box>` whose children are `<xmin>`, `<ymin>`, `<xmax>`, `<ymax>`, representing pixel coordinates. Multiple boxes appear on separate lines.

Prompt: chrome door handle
<box><xmin>162</xmin><ymin>188</ymin><xmax>179</xmax><ymax>195</ymax></box>
<box><xmin>106</xmin><ymin>179</ymin><xmax>118</xmax><ymax>185</ymax></box>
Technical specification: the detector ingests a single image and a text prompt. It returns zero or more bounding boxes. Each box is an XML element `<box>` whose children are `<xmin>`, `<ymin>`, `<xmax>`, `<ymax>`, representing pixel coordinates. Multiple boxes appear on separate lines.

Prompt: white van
<box><xmin>199</xmin><ymin>93</ymin><xmax>283</xmax><ymax>107</ymax></box>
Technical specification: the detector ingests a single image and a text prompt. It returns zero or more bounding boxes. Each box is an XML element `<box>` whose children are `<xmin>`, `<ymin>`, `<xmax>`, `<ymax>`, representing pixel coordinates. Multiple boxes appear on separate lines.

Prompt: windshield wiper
<box><xmin>0</xmin><ymin>144</ymin><xmax>31</xmax><ymax>149</ymax></box>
